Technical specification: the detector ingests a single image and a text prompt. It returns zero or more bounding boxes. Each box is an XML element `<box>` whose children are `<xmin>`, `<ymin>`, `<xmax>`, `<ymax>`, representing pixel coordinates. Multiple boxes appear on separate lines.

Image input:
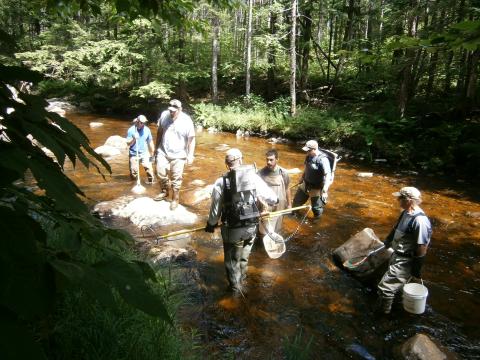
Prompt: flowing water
<box><xmin>67</xmin><ymin>113</ymin><xmax>480</xmax><ymax>359</ymax></box>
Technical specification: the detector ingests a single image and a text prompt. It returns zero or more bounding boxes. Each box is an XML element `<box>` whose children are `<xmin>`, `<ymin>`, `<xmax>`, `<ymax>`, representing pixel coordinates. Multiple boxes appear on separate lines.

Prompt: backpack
<box><xmin>222</xmin><ymin>165</ymin><xmax>260</xmax><ymax>226</ymax></box>
<box><xmin>319</xmin><ymin>148</ymin><xmax>340</xmax><ymax>185</ymax></box>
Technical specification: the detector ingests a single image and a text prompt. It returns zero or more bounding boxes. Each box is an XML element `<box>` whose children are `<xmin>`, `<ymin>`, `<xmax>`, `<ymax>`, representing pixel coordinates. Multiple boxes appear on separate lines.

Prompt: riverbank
<box><xmin>49</xmin><ymin>95</ymin><xmax>480</xmax><ymax>187</ymax></box>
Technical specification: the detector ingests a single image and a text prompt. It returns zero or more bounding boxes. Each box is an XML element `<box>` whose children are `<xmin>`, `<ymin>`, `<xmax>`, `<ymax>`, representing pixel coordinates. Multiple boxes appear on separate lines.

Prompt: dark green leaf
<box><xmin>0</xmin><ymin>308</ymin><xmax>47</xmax><ymax>360</ymax></box>
<box><xmin>0</xmin><ymin>65</ymin><xmax>43</xmax><ymax>83</ymax></box>
<box><xmin>450</xmin><ymin>20</ymin><xmax>480</xmax><ymax>31</ymax></box>
<box><xmin>94</xmin><ymin>257</ymin><xmax>172</xmax><ymax>323</ymax></box>
<box><xmin>0</xmin><ymin>207</ymin><xmax>53</xmax><ymax>319</ymax></box>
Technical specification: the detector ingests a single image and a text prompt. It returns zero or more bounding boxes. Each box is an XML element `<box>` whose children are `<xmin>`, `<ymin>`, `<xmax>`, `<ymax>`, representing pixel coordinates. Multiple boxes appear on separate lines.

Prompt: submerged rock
<box><xmin>395</xmin><ymin>333</ymin><xmax>459</xmax><ymax>360</ymax></box>
<box><xmin>190</xmin><ymin>179</ymin><xmax>206</xmax><ymax>186</ymax></box>
<box><xmin>147</xmin><ymin>244</ymin><xmax>197</xmax><ymax>266</ymax></box>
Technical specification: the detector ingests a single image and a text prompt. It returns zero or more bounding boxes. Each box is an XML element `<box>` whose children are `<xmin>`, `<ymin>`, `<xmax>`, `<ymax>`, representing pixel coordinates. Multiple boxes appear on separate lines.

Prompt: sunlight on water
<box><xmin>66</xmin><ymin>112</ymin><xmax>480</xmax><ymax>358</ymax></box>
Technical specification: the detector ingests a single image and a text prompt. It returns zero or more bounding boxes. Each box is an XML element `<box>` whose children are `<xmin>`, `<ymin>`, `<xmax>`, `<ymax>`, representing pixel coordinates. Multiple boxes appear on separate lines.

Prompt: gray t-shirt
<box><xmin>157</xmin><ymin>110</ymin><xmax>195</xmax><ymax>159</ymax></box>
<box><xmin>391</xmin><ymin>207</ymin><xmax>432</xmax><ymax>255</ymax></box>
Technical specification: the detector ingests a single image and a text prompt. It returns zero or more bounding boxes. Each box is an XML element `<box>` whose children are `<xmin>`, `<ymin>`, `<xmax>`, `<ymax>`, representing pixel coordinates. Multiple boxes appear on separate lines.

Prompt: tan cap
<box><xmin>225</xmin><ymin>148</ymin><xmax>242</xmax><ymax>163</ymax></box>
<box><xmin>392</xmin><ymin>186</ymin><xmax>421</xmax><ymax>200</ymax></box>
<box><xmin>168</xmin><ymin>99</ymin><xmax>182</xmax><ymax>112</ymax></box>
<box><xmin>302</xmin><ymin>140</ymin><xmax>318</xmax><ymax>151</ymax></box>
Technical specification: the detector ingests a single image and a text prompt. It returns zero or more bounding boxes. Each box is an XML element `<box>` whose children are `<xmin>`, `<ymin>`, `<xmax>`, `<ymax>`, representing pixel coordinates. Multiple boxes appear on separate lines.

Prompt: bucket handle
<box><xmin>406</xmin><ymin>277</ymin><xmax>424</xmax><ymax>286</ymax></box>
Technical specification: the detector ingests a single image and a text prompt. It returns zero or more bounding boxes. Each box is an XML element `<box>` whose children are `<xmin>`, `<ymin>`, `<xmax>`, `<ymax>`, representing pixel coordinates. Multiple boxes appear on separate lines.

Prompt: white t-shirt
<box><xmin>157</xmin><ymin>110</ymin><xmax>195</xmax><ymax>159</ymax></box>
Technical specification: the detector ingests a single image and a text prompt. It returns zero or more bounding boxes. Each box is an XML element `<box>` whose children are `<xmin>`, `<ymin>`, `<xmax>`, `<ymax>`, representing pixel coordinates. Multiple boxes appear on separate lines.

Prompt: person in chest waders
<box><xmin>376</xmin><ymin>187</ymin><xmax>432</xmax><ymax>315</ymax></box>
<box><xmin>205</xmin><ymin>148</ymin><xmax>278</xmax><ymax>295</ymax></box>
<box><xmin>258</xmin><ymin>149</ymin><xmax>292</xmax><ymax>236</ymax></box>
<box><xmin>292</xmin><ymin>140</ymin><xmax>332</xmax><ymax>219</ymax></box>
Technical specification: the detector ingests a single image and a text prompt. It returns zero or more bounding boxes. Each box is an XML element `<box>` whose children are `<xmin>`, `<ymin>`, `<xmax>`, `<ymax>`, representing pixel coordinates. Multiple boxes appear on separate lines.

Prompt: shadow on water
<box><xmin>65</xmin><ymin>112</ymin><xmax>480</xmax><ymax>359</ymax></box>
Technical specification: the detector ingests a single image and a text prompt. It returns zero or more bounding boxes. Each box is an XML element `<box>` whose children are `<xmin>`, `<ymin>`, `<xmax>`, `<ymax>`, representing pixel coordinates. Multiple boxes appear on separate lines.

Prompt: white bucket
<box><xmin>402</xmin><ymin>282</ymin><xmax>428</xmax><ymax>314</ymax></box>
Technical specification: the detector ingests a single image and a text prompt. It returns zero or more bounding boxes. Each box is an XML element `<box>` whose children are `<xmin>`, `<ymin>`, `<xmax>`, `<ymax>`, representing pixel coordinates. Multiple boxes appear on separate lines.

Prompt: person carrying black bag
<box><xmin>205</xmin><ymin>148</ymin><xmax>278</xmax><ymax>296</ymax></box>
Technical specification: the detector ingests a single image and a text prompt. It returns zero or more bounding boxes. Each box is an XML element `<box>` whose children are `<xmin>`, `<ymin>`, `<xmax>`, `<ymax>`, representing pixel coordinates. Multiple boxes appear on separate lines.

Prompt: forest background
<box><xmin>3</xmin><ymin>0</ymin><xmax>480</xmax><ymax>176</ymax></box>
<box><xmin>0</xmin><ymin>0</ymin><xmax>479</xmax><ymax>359</ymax></box>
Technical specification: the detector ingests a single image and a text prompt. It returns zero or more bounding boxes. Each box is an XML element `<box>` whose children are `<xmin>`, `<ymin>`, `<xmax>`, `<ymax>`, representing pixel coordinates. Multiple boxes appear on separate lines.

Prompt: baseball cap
<box><xmin>225</xmin><ymin>148</ymin><xmax>242</xmax><ymax>163</ymax></box>
<box><xmin>134</xmin><ymin>115</ymin><xmax>148</xmax><ymax>123</ymax></box>
<box><xmin>168</xmin><ymin>99</ymin><xmax>182</xmax><ymax>112</ymax></box>
<box><xmin>302</xmin><ymin>140</ymin><xmax>319</xmax><ymax>151</ymax></box>
<box><xmin>392</xmin><ymin>186</ymin><xmax>421</xmax><ymax>200</ymax></box>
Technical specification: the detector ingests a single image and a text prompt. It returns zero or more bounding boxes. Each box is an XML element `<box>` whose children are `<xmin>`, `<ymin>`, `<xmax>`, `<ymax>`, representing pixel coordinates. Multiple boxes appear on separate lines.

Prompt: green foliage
<box><xmin>130</xmin><ymin>80</ymin><xmax>173</xmax><ymax>99</ymax></box>
<box><xmin>283</xmin><ymin>329</ymin><xmax>314</xmax><ymax>360</ymax></box>
<box><xmin>46</xmin><ymin>279</ymin><xmax>199</xmax><ymax>360</ymax></box>
<box><xmin>0</xmin><ymin>62</ymin><xmax>172</xmax><ymax>357</ymax></box>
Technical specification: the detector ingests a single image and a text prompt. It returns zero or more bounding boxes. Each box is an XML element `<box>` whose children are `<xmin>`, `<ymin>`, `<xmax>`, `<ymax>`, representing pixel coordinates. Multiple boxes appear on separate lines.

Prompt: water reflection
<box><xmin>67</xmin><ymin>112</ymin><xmax>480</xmax><ymax>358</ymax></box>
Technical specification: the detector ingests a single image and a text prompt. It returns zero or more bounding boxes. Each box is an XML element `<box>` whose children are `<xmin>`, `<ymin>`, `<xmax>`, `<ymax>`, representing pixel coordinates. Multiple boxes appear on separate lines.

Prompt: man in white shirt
<box><xmin>154</xmin><ymin>99</ymin><xmax>195</xmax><ymax>210</ymax></box>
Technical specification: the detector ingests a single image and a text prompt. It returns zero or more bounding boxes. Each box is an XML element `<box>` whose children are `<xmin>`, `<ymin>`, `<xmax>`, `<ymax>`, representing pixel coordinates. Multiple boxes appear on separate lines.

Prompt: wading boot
<box><xmin>154</xmin><ymin>187</ymin><xmax>169</xmax><ymax>201</ymax></box>
<box><xmin>170</xmin><ymin>189</ymin><xmax>179</xmax><ymax>210</ymax></box>
<box><xmin>374</xmin><ymin>296</ymin><xmax>394</xmax><ymax>317</ymax></box>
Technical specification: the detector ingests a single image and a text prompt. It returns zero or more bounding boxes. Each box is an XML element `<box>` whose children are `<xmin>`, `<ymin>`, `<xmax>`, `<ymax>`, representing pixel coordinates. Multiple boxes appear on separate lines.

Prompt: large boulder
<box><xmin>332</xmin><ymin>228</ymin><xmax>392</xmax><ymax>277</ymax></box>
<box><xmin>93</xmin><ymin>196</ymin><xmax>198</xmax><ymax>227</ymax></box>
<box><xmin>104</xmin><ymin>135</ymin><xmax>127</xmax><ymax>149</ymax></box>
<box><xmin>94</xmin><ymin>145</ymin><xmax>121</xmax><ymax>158</ymax></box>
<box><xmin>46</xmin><ymin>99</ymin><xmax>77</xmax><ymax>114</ymax></box>
<box><xmin>192</xmin><ymin>185</ymin><xmax>214</xmax><ymax>205</ymax></box>
<box><xmin>394</xmin><ymin>333</ymin><xmax>459</xmax><ymax>360</ymax></box>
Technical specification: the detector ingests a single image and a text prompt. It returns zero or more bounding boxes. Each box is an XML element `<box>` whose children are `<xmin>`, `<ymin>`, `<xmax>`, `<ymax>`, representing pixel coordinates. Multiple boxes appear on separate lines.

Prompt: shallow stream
<box><xmin>67</xmin><ymin>113</ymin><xmax>480</xmax><ymax>359</ymax></box>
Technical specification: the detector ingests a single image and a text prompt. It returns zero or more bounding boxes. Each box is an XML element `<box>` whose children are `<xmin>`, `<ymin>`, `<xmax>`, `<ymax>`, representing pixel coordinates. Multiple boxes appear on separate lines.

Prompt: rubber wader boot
<box><xmin>375</xmin><ymin>296</ymin><xmax>394</xmax><ymax>315</ymax></box>
<box><xmin>154</xmin><ymin>187</ymin><xmax>169</xmax><ymax>201</ymax></box>
<box><xmin>170</xmin><ymin>189</ymin><xmax>179</xmax><ymax>210</ymax></box>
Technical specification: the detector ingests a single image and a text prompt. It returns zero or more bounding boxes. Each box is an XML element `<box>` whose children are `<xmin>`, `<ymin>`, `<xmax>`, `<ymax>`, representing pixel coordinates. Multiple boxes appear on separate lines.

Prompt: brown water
<box><xmin>68</xmin><ymin>113</ymin><xmax>480</xmax><ymax>359</ymax></box>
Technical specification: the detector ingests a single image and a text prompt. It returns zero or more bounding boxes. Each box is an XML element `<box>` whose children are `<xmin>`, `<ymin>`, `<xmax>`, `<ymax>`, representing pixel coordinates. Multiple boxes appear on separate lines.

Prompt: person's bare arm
<box><xmin>155</xmin><ymin>126</ymin><xmax>163</xmax><ymax>153</ymax></box>
<box><xmin>148</xmin><ymin>139</ymin><xmax>155</xmax><ymax>155</ymax></box>
<box><xmin>415</xmin><ymin>244</ymin><xmax>428</xmax><ymax>257</ymax></box>
<box><xmin>187</xmin><ymin>136</ymin><xmax>196</xmax><ymax>164</ymax></box>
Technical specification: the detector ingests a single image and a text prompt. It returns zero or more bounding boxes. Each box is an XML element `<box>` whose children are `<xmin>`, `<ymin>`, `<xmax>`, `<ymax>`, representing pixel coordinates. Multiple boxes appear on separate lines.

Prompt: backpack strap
<box><xmin>406</xmin><ymin>211</ymin><xmax>427</xmax><ymax>234</ymax></box>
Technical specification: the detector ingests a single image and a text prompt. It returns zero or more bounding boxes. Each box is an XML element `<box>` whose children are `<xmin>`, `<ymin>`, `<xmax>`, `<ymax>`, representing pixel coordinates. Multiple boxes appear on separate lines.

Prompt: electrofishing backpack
<box><xmin>222</xmin><ymin>165</ymin><xmax>260</xmax><ymax>226</ymax></box>
<box><xmin>319</xmin><ymin>148</ymin><xmax>340</xmax><ymax>186</ymax></box>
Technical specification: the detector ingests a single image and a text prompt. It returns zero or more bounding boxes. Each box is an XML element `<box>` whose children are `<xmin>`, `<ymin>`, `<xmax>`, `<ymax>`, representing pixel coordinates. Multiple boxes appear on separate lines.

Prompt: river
<box><xmin>67</xmin><ymin>112</ymin><xmax>480</xmax><ymax>359</ymax></box>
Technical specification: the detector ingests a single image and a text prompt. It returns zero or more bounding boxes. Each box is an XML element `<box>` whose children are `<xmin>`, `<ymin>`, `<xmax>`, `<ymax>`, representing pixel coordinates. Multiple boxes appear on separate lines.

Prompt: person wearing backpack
<box><xmin>204</xmin><ymin>148</ymin><xmax>278</xmax><ymax>295</ymax></box>
<box><xmin>376</xmin><ymin>186</ymin><xmax>432</xmax><ymax>315</ymax></box>
<box><xmin>292</xmin><ymin>140</ymin><xmax>332</xmax><ymax>219</ymax></box>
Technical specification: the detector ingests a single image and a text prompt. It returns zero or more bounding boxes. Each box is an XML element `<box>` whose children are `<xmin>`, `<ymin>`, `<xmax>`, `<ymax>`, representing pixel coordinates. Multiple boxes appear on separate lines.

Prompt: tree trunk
<box><xmin>245</xmin><ymin>0</ymin><xmax>253</xmax><ymax>96</ymax></box>
<box><xmin>343</xmin><ymin>0</ymin><xmax>355</xmax><ymax>50</ymax></box>
<box><xmin>266</xmin><ymin>1</ymin><xmax>277</xmax><ymax>101</ymax></box>
<box><xmin>465</xmin><ymin>49</ymin><xmax>480</xmax><ymax>102</ymax></box>
<box><xmin>177</xmin><ymin>27</ymin><xmax>187</xmax><ymax>99</ymax></box>
<box><xmin>211</xmin><ymin>15</ymin><xmax>220</xmax><ymax>103</ymax></box>
<box><xmin>327</xmin><ymin>12</ymin><xmax>334</xmax><ymax>82</ymax></box>
<box><xmin>290</xmin><ymin>0</ymin><xmax>297</xmax><ymax>116</ymax></box>
<box><xmin>397</xmin><ymin>1</ymin><xmax>419</xmax><ymax>117</ymax></box>
<box><xmin>299</xmin><ymin>0</ymin><xmax>313</xmax><ymax>96</ymax></box>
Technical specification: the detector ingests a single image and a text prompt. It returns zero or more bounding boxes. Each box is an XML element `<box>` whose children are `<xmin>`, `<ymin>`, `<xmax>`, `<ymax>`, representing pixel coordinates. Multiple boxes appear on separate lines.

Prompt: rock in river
<box><xmin>93</xmin><ymin>196</ymin><xmax>198</xmax><ymax>227</ymax></box>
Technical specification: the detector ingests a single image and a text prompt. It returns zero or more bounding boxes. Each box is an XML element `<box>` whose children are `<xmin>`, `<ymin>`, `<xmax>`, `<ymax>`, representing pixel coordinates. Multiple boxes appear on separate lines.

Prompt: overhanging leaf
<box><xmin>94</xmin><ymin>257</ymin><xmax>172</xmax><ymax>323</ymax></box>
<box><xmin>0</xmin><ymin>309</ymin><xmax>47</xmax><ymax>360</ymax></box>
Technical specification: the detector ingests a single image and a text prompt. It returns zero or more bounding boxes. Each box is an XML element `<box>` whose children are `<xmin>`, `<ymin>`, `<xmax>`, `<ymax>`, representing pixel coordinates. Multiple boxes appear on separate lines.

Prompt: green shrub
<box><xmin>47</xmin><ymin>274</ymin><xmax>200</xmax><ymax>360</ymax></box>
